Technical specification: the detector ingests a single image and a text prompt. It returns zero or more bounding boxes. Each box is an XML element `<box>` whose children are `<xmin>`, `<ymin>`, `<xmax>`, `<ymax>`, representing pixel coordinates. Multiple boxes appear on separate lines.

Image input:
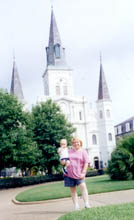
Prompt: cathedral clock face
<box><xmin>59</xmin><ymin>77</ymin><xmax>67</xmax><ymax>83</ymax></box>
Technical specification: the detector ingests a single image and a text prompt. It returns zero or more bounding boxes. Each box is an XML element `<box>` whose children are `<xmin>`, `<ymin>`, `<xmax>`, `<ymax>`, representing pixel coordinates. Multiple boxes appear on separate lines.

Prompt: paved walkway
<box><xmin>1</xmin><ymin>183</ymin><xmax>134</xmax><ymax>220</ymax></box>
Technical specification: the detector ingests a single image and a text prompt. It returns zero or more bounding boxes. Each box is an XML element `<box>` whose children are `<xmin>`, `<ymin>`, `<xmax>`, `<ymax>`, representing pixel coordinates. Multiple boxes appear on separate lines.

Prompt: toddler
<box><xmin>58</xmin><ymin>139</ymin><xmax>70</xmax><ymax>174</ymax></box>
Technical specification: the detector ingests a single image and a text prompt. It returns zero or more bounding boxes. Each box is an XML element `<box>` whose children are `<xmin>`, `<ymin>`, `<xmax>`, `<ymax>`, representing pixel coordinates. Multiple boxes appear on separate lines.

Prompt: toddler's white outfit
<box><xmin>59</xmin><ymin>148</ymin><xmax>69</xmax><ymax>174</ymax></box>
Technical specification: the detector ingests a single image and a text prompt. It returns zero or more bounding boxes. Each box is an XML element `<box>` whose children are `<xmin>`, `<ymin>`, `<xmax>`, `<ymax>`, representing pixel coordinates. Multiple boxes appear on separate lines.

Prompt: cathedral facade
<box><xmin>11</xmin><ymin>9</ymin><xmax>115</xmax><ymax>168</ymax></box>
<box><xmin>37</xmin><ymin>9</ymin><xmax>116</xmax><ymax>168</ymax></box>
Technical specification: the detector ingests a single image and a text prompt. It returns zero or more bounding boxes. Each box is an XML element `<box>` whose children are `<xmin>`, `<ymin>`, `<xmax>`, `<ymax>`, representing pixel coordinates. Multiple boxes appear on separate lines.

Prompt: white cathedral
<box><xmin>10</xmin><ymin>8</ymin><xmax>115</xmax><ymax>169</ymax></box>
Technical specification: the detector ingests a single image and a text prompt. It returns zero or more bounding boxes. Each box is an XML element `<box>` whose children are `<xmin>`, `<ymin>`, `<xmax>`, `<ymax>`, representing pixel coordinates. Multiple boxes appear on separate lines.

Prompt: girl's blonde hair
<box><xmin>72</xmin><ymin>137</ymin><xmax>83</xmax><ymax>147</ymax></box>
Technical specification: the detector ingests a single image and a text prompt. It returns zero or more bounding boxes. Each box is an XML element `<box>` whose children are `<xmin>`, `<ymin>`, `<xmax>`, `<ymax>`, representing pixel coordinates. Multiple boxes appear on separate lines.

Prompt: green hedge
<box><xmin>0</xmin><ymin>170</ymin><xmax>100</xmax><ymax>189</ymax></box>
<box><xmin>0</xmin><ymin>174</ymin><xmax>63</xmax><ymax>189</ymax></box>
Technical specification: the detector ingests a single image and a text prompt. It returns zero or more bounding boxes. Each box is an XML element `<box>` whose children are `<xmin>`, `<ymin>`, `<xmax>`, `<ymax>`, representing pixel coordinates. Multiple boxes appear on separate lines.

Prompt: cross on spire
<box><xmin>13</xmin><ymin>49</ymin><xmax>15</xmax><ymax>63</ymax></box>
<box><xmin>100</xmin><ymin>51</ymin><xmax>102</xmax><ymax>64</ymax></box>
<box><xmin>50</xmin><ymin>0</ymin><xmax>54</xmax><ymax>9</ymax></box>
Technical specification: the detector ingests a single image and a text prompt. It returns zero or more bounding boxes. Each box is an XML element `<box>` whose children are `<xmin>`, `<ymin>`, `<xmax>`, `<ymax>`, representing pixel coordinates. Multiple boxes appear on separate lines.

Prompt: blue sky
<box><xmin>0</xmin><ymin>0</ymin><xmax>134</xmax><ymax>124</ymax></box>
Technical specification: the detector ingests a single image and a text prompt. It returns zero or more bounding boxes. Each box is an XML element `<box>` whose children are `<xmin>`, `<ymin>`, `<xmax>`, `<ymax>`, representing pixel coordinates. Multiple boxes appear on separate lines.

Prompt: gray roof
<box><xmin>98</xmin><ymin>60</ymin><xmax>110</xmax><ymax>100</ymax></box>
<box><xmin>10</xmin><ymin>60</ymin><xmax>24</xmax><ymax>102</ymax></box>
<box><xmin>46</xmin><ymin>8</ymin><xmax>67</xmax><ymax>67</ymax></box>
<box><xmin>115</xmin><ymin>116</ymin><xmax>134</xmax><ymax>127</ymax></box>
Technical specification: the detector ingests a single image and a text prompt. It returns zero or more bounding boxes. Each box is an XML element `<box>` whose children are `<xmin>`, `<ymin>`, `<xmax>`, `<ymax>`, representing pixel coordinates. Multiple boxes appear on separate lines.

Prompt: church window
<box><xmin>72</xmin><ymin>106</ymin><xmax>75</xmax><ymax>120</ymax></box>
<box><xmin>92</xmin><ymin>134</ymin><xmax>97</xmax><ymax>145</ymax></box>
<box><xmin>55</xmin><ymin>44</ymin><xmax>60</xmax><ymax>58</ymax></box>
<box><xmin>56</xmin><ymin>85</ymin><xmax>60</xmax><ymax>96</ymax></box>
<box><xmin>99</xmin><ymin>110</ymin><xmax>103</xmax><ymax>119</ymax></box>
<box><xmin>63</xmin><ymin>85</ymin><xmax>68</xmax><ymax>95</ymax></box>
<box><xmin>108</xmin><ymin>133</ymin><xmax>112</xmax><ymax>141</ymax></box>
<box><xmin>106</xmin><ymin>109</ymin><xmax>110</xmax><ymax>118</ymax></box>
<box><xmin>79</xmin><ymin>111</ymin><xmax>82</xmax><ymax>120</ymax></box>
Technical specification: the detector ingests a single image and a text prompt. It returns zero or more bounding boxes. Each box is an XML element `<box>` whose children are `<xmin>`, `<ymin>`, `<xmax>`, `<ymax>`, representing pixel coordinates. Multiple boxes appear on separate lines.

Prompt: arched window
<box><xmin>108</xmin><ymin>133</ymin><xmax>112</xmax><ymax>141</ymax></box>
<box><xmin>63</xmin><ymin>85</ymin><xmax>68</xmax><ymax>95</ymax></box>
<box><xmin>56</xmin><ymin>85</ymin><xmax>60</xmax><ymax>96</ymax></box>
<box><xmin>79</xmin><ymin>111</ymin><xmax>82</xmax><ymax>120</ymax></box>
<box><xmin>99</xmin><ymin>110</ymin><xmax>103</xmax><ymax>119</ymax></box>
<box><xmin>92</xmin><ymin>134</ymin><xmax>97</xmax><ymax>145</ymax></box>
<box><xmin>55</xmin><ymin>44</ymin><xmax>60</xmax><ymax>58</ymax></box>
<box><xmin>106</xmin><ymin>109</ymin><xmax>110</xmax><ymax>118</ymax></box>
<box><xmin>72</xmin><ymin>106</ymin><xmax>75</xmax><ymax>120</ymax></box>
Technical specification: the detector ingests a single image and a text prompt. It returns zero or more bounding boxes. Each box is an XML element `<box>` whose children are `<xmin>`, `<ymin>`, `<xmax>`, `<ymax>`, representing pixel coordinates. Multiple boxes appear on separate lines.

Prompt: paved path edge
<box><xmin>12</xmin><ymin>197</ymin><xmax>72</xmax><ymax>205</ymax></box>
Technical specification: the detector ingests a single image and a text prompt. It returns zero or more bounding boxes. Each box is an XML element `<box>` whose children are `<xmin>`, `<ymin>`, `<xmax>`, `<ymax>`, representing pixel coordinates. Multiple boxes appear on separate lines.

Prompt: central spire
<box><xmin>46</xmin><ymin>8</ymin><xmax>67</xmax><ymax>67</ymax></box>
<box><xmin>48</xmin><ymin>8</ymin><xmax>61</xmax><ymax>46</ymax></box>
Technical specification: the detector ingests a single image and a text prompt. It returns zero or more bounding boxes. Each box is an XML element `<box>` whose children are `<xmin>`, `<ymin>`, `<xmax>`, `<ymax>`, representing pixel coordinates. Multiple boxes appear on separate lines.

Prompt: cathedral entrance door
<box><xmin>94</xmin><ymin>157</ymin><xmax>99</xmax><ymax>169</ymax></box>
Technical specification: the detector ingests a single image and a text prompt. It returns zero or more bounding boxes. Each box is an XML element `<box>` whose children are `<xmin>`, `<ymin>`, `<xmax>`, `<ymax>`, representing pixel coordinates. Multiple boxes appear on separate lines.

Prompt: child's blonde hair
<box><xmin>60</xmin><ymin>139</ymin><xmax>67</xmax><ymax>144</ymax></box>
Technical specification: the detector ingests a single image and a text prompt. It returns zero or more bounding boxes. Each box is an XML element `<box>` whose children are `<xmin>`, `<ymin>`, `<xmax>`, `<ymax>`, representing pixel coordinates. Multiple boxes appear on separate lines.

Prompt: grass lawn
<box><xmin>16</xmin><ymin>175</ymin><xmax>134</xmax><ymax>202</ymax></box>
<box><xmin>58</xmin><ymin>203</ymin><xmax>134</xmax><ymax>220</ymax></box>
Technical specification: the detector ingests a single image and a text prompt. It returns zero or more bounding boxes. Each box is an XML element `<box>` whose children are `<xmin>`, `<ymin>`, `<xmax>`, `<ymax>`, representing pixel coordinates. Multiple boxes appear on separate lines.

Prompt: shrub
<box><xmin>107</xmin><ymin>134</ymin><xmax>134</xmax><ymax>180</ymax></box>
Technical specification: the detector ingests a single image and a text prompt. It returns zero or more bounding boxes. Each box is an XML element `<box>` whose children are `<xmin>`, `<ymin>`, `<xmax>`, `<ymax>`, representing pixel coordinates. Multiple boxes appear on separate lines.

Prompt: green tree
<box><xmin>0</xmin><ymin>89</ymin><xmax>38</xmax><ymax>175</ymax></box>
<box><xmin>13</xmin><ymin>113</ymin><xmax>40</xmax><ymax>176</ymax></box>
<box><xmin>32</xmin><ymin>99</ymin><xmax>76</xmax><ymax>174</ymax></box>
<box><xmin>108</xmin><ymin>134</ymin><xmax>134</xmax><ymax>180</ymax></box>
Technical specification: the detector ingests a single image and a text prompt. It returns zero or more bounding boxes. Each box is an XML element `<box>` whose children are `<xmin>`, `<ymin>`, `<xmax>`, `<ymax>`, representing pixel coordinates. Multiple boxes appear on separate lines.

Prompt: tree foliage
<box><xmin>0</xmin><ymin>90</ymin><xmax>38</xmax><ymax>174</ymax></box>
<box><xmin>32</xmin><ymin>99</ymin><xmax>76</xmax><ymax>174</ymax></box>
<box><xmin>107</xmin><ymin>134</ymin><xmax>134</xmax><ymax>180</ymax></box>
<box><xmin>0</xmin><ymin>91</ymin><xmax>75</xmax><ymax>176</ymax></box>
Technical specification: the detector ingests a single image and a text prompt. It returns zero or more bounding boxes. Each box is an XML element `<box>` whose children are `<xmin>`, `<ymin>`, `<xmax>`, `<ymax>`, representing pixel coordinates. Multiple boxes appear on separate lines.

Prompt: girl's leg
<box><xmin>79</xmin><ymin>182</ymin><xmax>90</xmax><ymax>208</ymax></box>
<box><xmin>70</xmin><ymin>186</ymin><xmax>80</xmax><ymax>210</ymax></box>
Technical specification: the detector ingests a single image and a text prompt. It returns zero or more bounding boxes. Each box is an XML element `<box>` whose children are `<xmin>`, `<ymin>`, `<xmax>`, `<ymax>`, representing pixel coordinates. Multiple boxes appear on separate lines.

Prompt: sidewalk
<box><xmin>1</xmin><ymin>184</ymin><xmax>134</xmax><ymax>220</ymax></box>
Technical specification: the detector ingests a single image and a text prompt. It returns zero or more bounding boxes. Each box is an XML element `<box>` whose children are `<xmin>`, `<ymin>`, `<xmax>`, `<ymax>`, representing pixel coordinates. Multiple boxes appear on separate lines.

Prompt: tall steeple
<box><xmin>42</xmin><ymin>7</ymin><xmax>73</xmax><ymax>97</ymax></box>
<box><xmin>10</xmin><ymin>56</ymin><xmax>24</xmax><ymax>103</ymax></box>
<box><xmin>98</xmin><ymin>55</ymin><xmax>110</xmax><ymax>100</ymax></box>
<box><xmin>96</xmin><ymin>54</ymin><xmax>115</xmax><ymax>166</ymax></box>
<box><xmin>46</xmin><ymin>8</ymin><xmax>67</xmax><ymax>67</ymax></box>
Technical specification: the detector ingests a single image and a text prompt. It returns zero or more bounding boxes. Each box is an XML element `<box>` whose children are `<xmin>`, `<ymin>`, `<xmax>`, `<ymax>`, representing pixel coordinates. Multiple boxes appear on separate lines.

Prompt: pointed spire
<box><xmin>46</xmin><ymin>8</ymin><xmax>67</xmax><ymax>67</ymax></box>
<box><xmin>98</xmin><ymin>54</ymin><xmax>110</xmax><ymax>100</ymax></box>
<box><xmin>48</xmin><ymin>8</ymin><xmax>61</xmax><ymax>46</ymax></box>
<box><xmin>10</xmin><ymin>56</ymin><xmax>24</xmax><ymax>103</ymax></box>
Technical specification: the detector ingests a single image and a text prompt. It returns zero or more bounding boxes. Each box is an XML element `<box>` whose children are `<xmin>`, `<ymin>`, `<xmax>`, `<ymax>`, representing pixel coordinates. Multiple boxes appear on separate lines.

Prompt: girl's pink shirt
<box><xmin>66</xmin><ymin>148</ymin><xmax>89</xmax><ymax>179</ymax></box>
